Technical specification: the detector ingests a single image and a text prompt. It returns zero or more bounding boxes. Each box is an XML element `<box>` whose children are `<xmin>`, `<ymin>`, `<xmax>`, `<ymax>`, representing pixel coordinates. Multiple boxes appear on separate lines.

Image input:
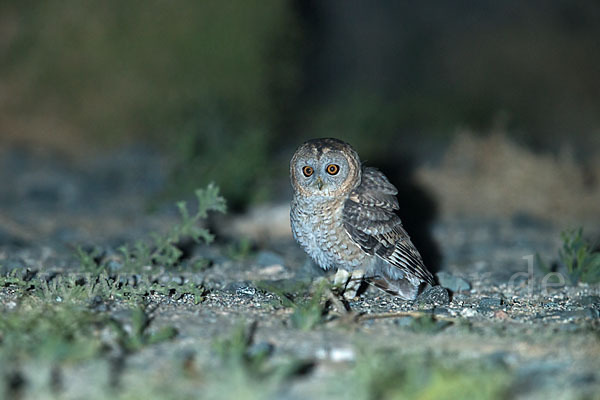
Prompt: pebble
<box><xmin>237</xmin><ymin>286</ymin><xmax>257</xmax><ymax>296</ymax></box>
<box><xmin>315</xmin><ymin>347</ymin><xmax>355</xmax><ymax>362</ymax></box>
<box><xmin>478</xmin><ymin>297</ymin><xmax>503</xmax><ymax>311</ymax></box>
<box><xmin>259</xmin><ymin>265</ymin><xmax>285</xmax><ymax>276</ymax></box>
<box><xmin>461</xmin><ymin>308</ymin><xmax>478</xmax><ymax>317</ymax></box>
<box><xmin>223</xmin><ymin>281</ymin><xmax>254</xmax><ymax>294</ymax></box>
<box><xmin>436</xmin><ymin>271</ymin><xmax>471</xmax><ymax>292</ymax></box>
<box><xmin>579</xmin><ymin>295</ymin><xmax>600</xmax><ymax>307</ymax></box>
<box><xmin>416</xmin><ymin>285</ymin><xmax>450</xmax><ymax>306</ymax></box>
<box><xmin>330</xmin><ymin>348</ymin><xmax>355</xmax><ymax>362</ymax></box>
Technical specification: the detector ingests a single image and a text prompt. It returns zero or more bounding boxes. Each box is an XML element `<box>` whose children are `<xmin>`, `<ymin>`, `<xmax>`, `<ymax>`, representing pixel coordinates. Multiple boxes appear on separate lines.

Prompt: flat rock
<box><xmin>436</xmin><ymin>271</ymin><xmax>471</xmax><ymax>292</ymax></box>
<box><xmin>478</xmin><ymin>297</ymin><xmax>503</xmax><ymax>311</ymax></box>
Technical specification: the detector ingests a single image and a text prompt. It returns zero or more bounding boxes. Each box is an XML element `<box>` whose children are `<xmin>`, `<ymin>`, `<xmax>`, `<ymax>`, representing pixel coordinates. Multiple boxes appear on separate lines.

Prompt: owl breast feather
<box><xmin>290</xmin><ymin>195</ymin><xmax>367</xmax><ymax>271</ymax></box>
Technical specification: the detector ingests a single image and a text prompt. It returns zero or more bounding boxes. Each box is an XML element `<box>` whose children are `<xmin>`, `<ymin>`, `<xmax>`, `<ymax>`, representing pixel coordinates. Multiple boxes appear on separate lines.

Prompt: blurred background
<box><xmin>1</xmin><ymin>0</ymin><xmax>599</xmax><ymax>248</ymax></box>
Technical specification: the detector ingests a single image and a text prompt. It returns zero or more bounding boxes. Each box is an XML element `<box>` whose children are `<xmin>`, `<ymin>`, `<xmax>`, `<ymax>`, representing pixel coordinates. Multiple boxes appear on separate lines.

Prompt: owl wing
<box><xmin>342</xmin><ymin>167</ymin><xmax>435</xmax><ymax>286</ymax></box>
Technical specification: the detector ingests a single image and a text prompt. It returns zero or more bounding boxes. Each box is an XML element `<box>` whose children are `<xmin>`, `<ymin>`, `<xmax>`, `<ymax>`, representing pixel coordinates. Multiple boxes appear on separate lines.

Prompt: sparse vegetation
<box><xmin>559</xmin><ymin>228</ymin><xmax>600</xmax><ymax>284</ymax></box>
<box><xmin>0</xmin><ymin>302</ymin><xmax>104</xmax><ymax>364</ymax></box>
<box><xmin>109</xmin><ymin>306</ymin><xmax>178</xmax><ymax>353</ymax></box>
<box><xmin>1</xmin><ymin>2</ymin><xmax>599</xmax><ymax>398</ymax></box>
<box><xmin>538</xmin><ymin>228</ymin><xmax>600</xmax><ymax>285</ymax></box>
<box><xmin>256</xmin><ymin>278</ymin><xmax>331</xmax><ymax>331</ymax></box>
<box><xmin>0</xmin><ymin>185</ymin><xmax>227</xmax><ymax>398</ymax></box>
<box><xmin>226</xmin><ymin>237</ymin><xmax>255</xmax><ymax>262</ymax></box>
<box><xmin>351</xmin><ymin>350</ymin><xmax>511</xmax><ymax>400</ymax></box>
<box><xmin>80</xmin><ymin>183</ymin><xmax>226</xmax><ymax>275</ymax></box>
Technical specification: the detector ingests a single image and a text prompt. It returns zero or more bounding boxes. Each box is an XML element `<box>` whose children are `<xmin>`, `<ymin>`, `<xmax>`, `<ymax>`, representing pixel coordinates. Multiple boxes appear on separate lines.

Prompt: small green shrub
<box><xmin>0</xmin><ymin>269</ymin><xmax>31</xmax><ymax>290</ymax></box>
<box><xmin>257</xmin><ymin>279</ymin><xmax>330</xmax><ymax>331</ymax></box>
<box><xmin>353</xmin><ymin>350</ymin><xmax>511</xmax><ymax>400</ymax></box>
<box><xmin>33</xmin><ymin>275</ymin><xmax>89</xmax><ymax>304</ymax></box>
<box><xmin>559</xmin><ymin>228</ymin><xmax>600</xmax><ymax>284</ymax></box>
<box><xmin>213</xmin><ymin>322</ymin><xmax>269</xmax><ymax>375</ymax></box>
<box><xmin>0</xmin><ymin>303</ymin><xmax>104</xmax><ymax>364</ymax></box>
<box><xmin>79</xmin><ymin>183</ymin><xmax>226</xmax><ymax>274</ymax></box>
<box><xmin>87</xmin><ymin>272</ymin><xmax>206</xmax><ymax>305</ymax></box>
<box><xmin>109</xmin><ymin>306</ymin><xmax>177</xmax><ymax>353</ymax></box>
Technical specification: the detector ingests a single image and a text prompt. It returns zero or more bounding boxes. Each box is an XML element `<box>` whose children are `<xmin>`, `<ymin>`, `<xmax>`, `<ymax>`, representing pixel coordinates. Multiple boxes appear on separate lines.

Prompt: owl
<box><xmin>290</xmin><ymin>138</ymin><xmax>435</xmax><ymax>300</ymax></box>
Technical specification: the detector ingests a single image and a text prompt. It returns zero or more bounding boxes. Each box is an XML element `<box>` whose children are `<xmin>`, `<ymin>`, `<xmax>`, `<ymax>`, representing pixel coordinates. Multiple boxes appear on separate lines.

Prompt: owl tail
<box><xmin>369</xmin><ymin>275</ymin><xmax>431</xmax><ymax>300</ymax></box>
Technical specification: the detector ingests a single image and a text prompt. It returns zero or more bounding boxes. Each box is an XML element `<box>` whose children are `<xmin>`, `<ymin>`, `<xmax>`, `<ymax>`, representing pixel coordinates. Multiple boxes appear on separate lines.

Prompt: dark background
<box><xmin>1</xmin><ymin>0</ymin><xmax>599</xmax><ymax>211</ymax></box>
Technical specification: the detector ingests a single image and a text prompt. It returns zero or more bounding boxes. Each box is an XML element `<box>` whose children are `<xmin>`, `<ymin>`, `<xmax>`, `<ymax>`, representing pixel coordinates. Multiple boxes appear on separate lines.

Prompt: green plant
<box><xmin>559</xmin><ymin>228</ymin><xmax>600</xmax><ymax>284</ymax></box>
<box><xmin>33</xmin><ymin>275</ymin><xmax>89</xmax><ymax>304</ymax></box>
<box><xmin>176</xmin><ymin>281</ymin><xmax>207</xmax><ymax>305</ymax></box>
<box><xmin>77</xmin><ymin>246</ymin><xmax>104</xmax><ymax>275</ymax></box>
<box><xmin>289</xmin><ymin>285</ymin><xmax>329</xmax><ymax>331</ymax></box>
<box><xmin>85</xmin><ymin>272</ymin><xmax>207</xmax><ymax>305</ymax></box>
<box><xmin>536</xmin><ymin>228</ymin><xmax>600</xmax><ymax>285</ymax></box>
<box><xmin>78</xmin><ymin>184</ymin><xmax>226</xmax><ymax>274</ymax></box>
<box><xmin>109</xmin><ymin>306</ymin><xmax>178</xmax><ymax>353</ymax></box>
<box><xmin>0</xmin><ymin>303</ymin><xmax>104</xmax><ymax>364</ymax></box>
<box><xmin>213</xmin><ymin>322</ymin><xmax>270</xmax><ymax>375</ymax></box>
<box><xmin>0</xmin><ymin>269</ymin><xmax>31</xmax><ymax>290</ymax></box>
<box><xmin>257</xmin><ymin>279</ymin><xmax>330</xmax><ymax>331</ymax></box>
<box><xmin>212</xmin><ymin>321</ymin><xmax>313</xmax><ymax>398</ymax></box>
<box><xmin>122</xmin><ymin>183</ymin><xmax>226</xmax><ymax>272</ymax></box>
<box><xmin>352</xmin><ymin>350</ymin><xmax>511</xmax><ymax>400</ymax></box>
<box><xmin>226</xmin><ymin>237</ymin><xmax>255</xmax><ymax>261</ymax></box>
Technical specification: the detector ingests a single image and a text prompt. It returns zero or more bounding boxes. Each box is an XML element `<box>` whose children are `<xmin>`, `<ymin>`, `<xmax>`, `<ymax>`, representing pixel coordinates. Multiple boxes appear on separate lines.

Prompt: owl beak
<box><xmin>316</xmin><ymin>177</ymin><xmax>324</xmax><ymax>191</ymax></box>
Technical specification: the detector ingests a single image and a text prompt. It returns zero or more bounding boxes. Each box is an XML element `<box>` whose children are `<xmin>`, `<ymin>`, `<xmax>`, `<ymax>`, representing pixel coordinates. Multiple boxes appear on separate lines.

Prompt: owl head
<box><xmin>290</xmin><ymin>138</ymin><xmax>362</xmax><ymax>198</ymax></box>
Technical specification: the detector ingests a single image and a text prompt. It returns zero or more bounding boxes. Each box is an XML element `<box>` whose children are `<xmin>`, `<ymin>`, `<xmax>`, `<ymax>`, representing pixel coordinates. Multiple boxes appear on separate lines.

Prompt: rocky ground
<box><xmin>0</xmin><ymin>146</ymin><xmax>599</xmax><ymax>400</ymax></box>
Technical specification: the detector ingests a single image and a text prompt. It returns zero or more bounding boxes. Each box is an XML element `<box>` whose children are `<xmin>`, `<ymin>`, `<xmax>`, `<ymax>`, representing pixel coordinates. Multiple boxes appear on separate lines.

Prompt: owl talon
<box><xmin>331</xmin><ymin>269</ymin><xmax>364</xmax><ymax>300</ymax></box>
<box><xmin>332</xmin><ymin>268</ymin><xmax>351</xmax><ymax>289</ymax></box>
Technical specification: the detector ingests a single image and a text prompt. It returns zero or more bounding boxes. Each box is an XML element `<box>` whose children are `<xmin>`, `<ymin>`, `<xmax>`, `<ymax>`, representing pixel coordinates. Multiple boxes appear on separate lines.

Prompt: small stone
<box><xmin>224</xmin><ymin>281</ymin><xmax>254</xmax><ymax>293</ymax></box>
<box><xmin>579</xmin><ymin>295</ymin><xmax>600</xmax><ymax>307</ymax></box>
<box><xmin>436</xmin><ymin>271</ymin><xmax>471</xmax><ymax>292</ymax></box>
<box><xmin>315</xmin><ymin>347</ymin><xmax>355</xmax><ymax>362</ymax></box>
<box><xmin>461</xmin><ymin>308</ymin><xmax>477</xmax><ymax>317</ymax></box>
<box><xmin>224</xmin><ymin>281</ymin><xmax>256</xmax><ymax>296</ymax></box>
<box><xmin>478</xmin><ymin>297</ymin><xmax>503</xmax><ymax>311</ymax></box>
<box><xmin>452</xmin><ymin>293</ymin><xmax>469</xmax><ymax>304</ymax></box>
<box><xmin>237</xmin><ymin>286</ymin><xmax>256</xmax><ymax>296</ymax></box>
<box><xmin>259</xmin><ymin>264</ymin><xmax>285</xmax><ymax>276</ymax></box>
<box><xmin>256</xmin><ymin>251</ymin><xmax>285</xmax><ymax>267</ymax></box>
<box><xmin>330</xmin><ymin>348</ymin><xmax>355</xmax><ymax>362</ymax></box>
<box><xmin>416</xmin><ymin>285</ymin><xmax>450</xmax><ymax>306</ymax></box>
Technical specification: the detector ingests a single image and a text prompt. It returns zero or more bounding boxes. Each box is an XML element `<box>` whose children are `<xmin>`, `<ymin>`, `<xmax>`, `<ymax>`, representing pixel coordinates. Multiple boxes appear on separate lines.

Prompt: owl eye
<box><xmin>326</xmin><ymin>164</ymin><xmax>340</xmax><ymax>175</ymax></box>
<box><xmin>302</xmin><ymin>166</ymin><xmax>314</xmax><ymax>177</ymax></box>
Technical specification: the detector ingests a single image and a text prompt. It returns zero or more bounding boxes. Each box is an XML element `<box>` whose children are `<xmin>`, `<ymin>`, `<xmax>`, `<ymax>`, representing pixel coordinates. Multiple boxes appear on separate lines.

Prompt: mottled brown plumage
<box><xmin>290</xmin><ymin>138</ymin><xmax>434</xmax><ymax>299</ymax></box>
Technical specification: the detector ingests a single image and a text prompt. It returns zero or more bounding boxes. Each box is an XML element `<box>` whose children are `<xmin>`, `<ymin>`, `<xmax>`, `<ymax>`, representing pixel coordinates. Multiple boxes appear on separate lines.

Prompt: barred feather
<box><xmin>343</xmin><ymin>167</ymin><xmax>435</xmax><ymax>288</ymax></box>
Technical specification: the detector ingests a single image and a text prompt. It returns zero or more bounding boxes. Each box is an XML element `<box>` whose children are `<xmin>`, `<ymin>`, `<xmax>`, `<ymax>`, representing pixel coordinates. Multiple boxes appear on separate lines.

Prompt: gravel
<box><xmin>0</xmin><ymin>146</ymin><xmax>599</xmax><ymax>399</ymax></box>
